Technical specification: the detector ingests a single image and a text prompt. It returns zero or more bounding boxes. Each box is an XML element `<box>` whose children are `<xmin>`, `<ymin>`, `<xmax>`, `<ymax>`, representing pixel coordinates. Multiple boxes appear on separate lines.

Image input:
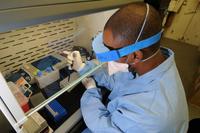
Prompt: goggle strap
<box><xmin>118</xmin><ymin>31</ymin><xmax>162</xmax><ymax>57</ymax></box>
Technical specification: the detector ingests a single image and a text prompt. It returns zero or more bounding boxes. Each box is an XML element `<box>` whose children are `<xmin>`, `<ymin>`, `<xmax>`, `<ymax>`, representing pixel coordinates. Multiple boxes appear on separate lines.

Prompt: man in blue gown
<box><xmin>67</xmin><ymin>2</ymin><xmax>188</xmax><ymax>133</ymax></box>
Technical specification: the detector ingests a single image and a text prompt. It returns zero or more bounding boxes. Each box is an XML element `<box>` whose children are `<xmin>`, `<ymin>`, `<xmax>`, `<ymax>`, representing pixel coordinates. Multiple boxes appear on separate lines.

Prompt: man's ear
<box><xmin>126</xmin><ymin>50</ymin><xmax>143</xmax><ymax>65</ymax></box>
<box><xmin>133</xmin><ymin>50</ymin><xmax>143</xmax><ymax>64</ymax></box>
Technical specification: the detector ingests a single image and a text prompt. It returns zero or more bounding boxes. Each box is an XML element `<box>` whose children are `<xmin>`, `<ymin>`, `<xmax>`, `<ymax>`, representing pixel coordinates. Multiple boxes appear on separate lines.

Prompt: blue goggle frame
<box><xmin>95</xmin><ymin>31</ymin><xmax>162</xmax><ymax>62</ymax></box>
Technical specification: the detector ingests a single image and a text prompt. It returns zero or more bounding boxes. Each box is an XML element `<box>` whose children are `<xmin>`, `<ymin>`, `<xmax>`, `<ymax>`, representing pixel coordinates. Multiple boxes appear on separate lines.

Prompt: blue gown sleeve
<box><xmin>79</xmin><ymin>61</ymin><xmax>114</xmax><ymax>91</ymax></box>
<box><xmin>81</xmin><ymin>88</ymin><xmax>122</xmax><ymax>133</ymax></box>
<box><xmin>79</xmin><ymin>61</ymin><xmax>142</xmax><ymax>132</ymax></box>
<box><xmin>81</xmin><ymin>88</ymin><xmax>143</xmax><ymax>133</ymax></box>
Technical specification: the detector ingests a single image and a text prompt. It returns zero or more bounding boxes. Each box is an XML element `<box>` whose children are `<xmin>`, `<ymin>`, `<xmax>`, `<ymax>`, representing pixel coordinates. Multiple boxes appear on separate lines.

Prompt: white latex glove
<box><xmin>62</xmin><ymin>51</ymin><xmax>85</xmax><ymax>71</ymax></box>
<box><xmin>82</xmin><ymin>77</ymin><xmax>96</xmax><ymax>89</ymax></box>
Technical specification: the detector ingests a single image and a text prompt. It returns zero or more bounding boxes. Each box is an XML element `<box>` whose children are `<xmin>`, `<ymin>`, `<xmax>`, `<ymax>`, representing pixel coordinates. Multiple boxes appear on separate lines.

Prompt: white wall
<box><xmin>74</xmin><ymin>9</ymin><xmax>117</xmax><ymax>51</ymax></box>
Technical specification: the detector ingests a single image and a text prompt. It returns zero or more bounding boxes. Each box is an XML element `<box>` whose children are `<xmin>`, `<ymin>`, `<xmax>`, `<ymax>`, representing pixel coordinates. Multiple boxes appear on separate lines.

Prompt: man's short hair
<box><xmin>104</xmin><ymin>2</ymin><xmax>162</xmax><ymax>58</ymax></box>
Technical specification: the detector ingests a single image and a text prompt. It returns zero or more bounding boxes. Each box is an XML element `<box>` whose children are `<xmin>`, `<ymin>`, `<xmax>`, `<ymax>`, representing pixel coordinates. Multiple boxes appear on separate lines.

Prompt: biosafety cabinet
<box><xmin>0</xmin><ymin>0</ymin><xmax>142</xmax><ymax>132</ymax></box>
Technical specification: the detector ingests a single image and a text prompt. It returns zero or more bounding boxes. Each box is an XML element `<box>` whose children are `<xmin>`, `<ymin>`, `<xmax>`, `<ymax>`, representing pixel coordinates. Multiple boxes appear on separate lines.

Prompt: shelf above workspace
<box><xmin>0</xmin><ymin>0</ymin><xmax>142</xmax><ymax>32</ymax></box>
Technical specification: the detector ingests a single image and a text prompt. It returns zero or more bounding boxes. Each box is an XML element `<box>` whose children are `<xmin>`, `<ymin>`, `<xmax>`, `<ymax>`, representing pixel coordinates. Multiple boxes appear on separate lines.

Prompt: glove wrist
<box><xmin>77</xmin><ymin>63</ymin><xmax>85</xmax><ymax>72</ymax></box>
<box><xmin>86</xmin><ymin>85</ymin><xmax>96</xmax><ymax>89</ymax></box>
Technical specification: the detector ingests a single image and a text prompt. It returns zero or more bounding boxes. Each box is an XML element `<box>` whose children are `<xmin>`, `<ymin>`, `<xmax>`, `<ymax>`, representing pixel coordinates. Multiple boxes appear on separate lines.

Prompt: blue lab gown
<box><xmin>79</xmin><ymin>48</ymin><xmax>188</xmax><ymax>133</ymax></box>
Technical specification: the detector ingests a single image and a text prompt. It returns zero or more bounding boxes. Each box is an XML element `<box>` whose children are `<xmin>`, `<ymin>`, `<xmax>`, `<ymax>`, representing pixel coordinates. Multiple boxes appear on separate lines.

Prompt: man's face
<box><xmin>103</xmin><ymin>29</ymin><xmax>128</xmax><ymax>63</ymax></box>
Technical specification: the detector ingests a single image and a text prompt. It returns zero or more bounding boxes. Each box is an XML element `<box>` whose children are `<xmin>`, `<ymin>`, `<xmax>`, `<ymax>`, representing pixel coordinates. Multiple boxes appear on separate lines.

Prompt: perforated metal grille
<box><xmin>0</xmin><ymin>19</ymin><xmax>76</xmax><ymax>75</ymax></box>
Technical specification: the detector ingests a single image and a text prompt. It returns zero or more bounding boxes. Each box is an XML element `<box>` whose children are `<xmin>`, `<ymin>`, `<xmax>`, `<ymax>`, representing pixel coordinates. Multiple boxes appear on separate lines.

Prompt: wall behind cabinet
<box><xmin>164</xmin><ymin>0</ymin><xmax>200</xmax><ymax>47</ymax></box>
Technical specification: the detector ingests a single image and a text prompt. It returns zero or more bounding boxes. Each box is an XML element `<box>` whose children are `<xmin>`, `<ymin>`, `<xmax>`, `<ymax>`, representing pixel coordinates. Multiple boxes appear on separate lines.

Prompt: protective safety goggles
<box><xmin>92</xmin><ymin>3</ymin><xmax>162</xmax><ymax>62</ymax></box>
<box><xmin>92</xmin><ymin>31</ymin><xmax>162</xmax><ymax>62</ymax></box>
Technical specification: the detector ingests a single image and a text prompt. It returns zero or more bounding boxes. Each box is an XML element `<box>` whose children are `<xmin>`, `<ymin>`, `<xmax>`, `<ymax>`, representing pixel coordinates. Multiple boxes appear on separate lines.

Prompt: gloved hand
<box><xmin>62</xmin><ymin>51</ymin><xmax>85</xmax><ymax>72</ymax></box>
<box><xmin>82</xmin><ymin>77</ymin><xmax>96</xmax><ymax>89</ymax></box>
